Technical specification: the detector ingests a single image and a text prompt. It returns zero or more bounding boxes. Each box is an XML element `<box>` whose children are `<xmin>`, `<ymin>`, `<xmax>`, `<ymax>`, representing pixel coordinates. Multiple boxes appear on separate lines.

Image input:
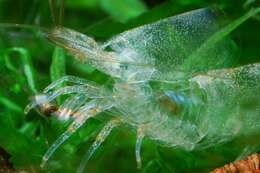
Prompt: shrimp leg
<box><xmin>135</xmin><ymin>127</ymin><xmax>145</xmax><ymax>169</ymax></box>
<box><xmin>77</xmin><ymin>119</ymin><xmax>120</xmax><ymax>173</ymax></box>
<box><xmin>41</xmin><ymin>99</ymin><xmax>113</xmax><ymax>168</ymax></box>
<box><xmin>43</xmin><ymin>75</ymin><xmax>98</xmax><ymax>93</ymax></box>
<box><xmin>25</xmin><ymin>85</ymin><xmax>90</xmax><ymax>114</ymax></box>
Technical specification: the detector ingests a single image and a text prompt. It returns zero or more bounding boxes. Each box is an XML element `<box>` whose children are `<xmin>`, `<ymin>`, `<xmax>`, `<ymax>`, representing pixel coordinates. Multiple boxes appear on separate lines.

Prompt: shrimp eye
<box><xmin>33</xmin><ymin>94</ymin><xmax>58</xmax><ymax>117</ymax></box>
<box><xmin>39</xmin><ymin>103</ymin><xmax>58</xmax><ymax>116</ymax></box>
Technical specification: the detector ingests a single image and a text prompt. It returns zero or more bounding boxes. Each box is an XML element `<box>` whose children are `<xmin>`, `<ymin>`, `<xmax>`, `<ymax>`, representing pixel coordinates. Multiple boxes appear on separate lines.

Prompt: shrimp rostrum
<box><xmin>25</xmin><ymin>7</ymin><xmax>260</xmax><ymax>172</ymax></box>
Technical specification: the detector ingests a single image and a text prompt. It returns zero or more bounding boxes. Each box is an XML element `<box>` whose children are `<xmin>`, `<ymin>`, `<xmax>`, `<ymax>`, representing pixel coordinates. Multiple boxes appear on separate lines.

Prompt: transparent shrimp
<box><xmin>18</xmin><ymin>2</ymin><xmax>260</xmax><ymax>172</ymax></box>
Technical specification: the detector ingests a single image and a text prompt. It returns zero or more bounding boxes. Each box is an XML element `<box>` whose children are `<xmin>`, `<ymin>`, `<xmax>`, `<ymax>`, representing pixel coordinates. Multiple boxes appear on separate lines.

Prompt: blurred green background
<box><xmin>0</xmin><ymin>0</ymin><xmax>260</xmax><ymax>172</ymax></box>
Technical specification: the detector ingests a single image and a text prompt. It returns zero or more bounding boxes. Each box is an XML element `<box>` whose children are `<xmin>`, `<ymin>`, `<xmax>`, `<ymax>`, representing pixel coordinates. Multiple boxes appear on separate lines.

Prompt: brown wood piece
<box><xmin>210</xmin><ymin>154</ymin><xmax>260</xmax><ymax>173</ymax></box>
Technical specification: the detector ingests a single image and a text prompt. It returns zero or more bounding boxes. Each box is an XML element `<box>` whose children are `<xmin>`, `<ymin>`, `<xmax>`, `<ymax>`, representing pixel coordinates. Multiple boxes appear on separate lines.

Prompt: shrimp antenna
<box><xmin>0</xmin><ymin>23</ymin><xmax>49</xmax><ymax>37</ymax></box>
<box><xmin>59</xmin><ymin>0</ymin><xmax>65</xmax><ymax>26</ymax></box>
<box><xmin>49</xmin><ymin>0</ymin><xmax>65</xmax><ymax>27</ymax></box>
<box><xmin>49</xmin><ymin>0</ymin><xmax>58</xmax><ymax>26</ymax></box>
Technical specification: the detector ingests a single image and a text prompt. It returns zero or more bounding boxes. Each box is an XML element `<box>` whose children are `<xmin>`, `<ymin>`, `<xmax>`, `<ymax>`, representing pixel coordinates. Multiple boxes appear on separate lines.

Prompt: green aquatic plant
<box><xmin>0</xmin><ymin>1</ymin><xmax>260</xmax><ymax>173</ymax></box>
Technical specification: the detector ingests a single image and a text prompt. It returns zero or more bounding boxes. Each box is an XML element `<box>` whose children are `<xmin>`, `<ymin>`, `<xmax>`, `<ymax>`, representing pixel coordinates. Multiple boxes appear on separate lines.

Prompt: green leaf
<box><xmin>183</xmin><ymin>7</ymin><xmax>260</xmax><ymax>71</ymax></box>
<box><xmin>99</xmin><ymin>0</ymin><xmax>147</xmax><ymax>23</ymax></box>
<box><xmin>85</xmin><ymin>1</ymin><xmax>186</xmax><ymax>38</ymax></box>
<box><xmin>66</xmin><ymin>0</ymin><xmax>99</xmax><ymax>9</ymax></box>
<box><xmin>0</xmin><ymin>95</ymin><xmax>23</xmax><ymax>113</ymax></box>
<box><xmin>50</xmin><ymin>47</ymin><xmax>66</xmax><ymax>104</ymax></box>
<box><xmin>141</xmin><ymin>159</ymin><xmax>162</xmax><ymax>173</ymax></box>
<box><xmin>4</xmin><ymin>47</ymin><xmax>38</xmax><ymax>94</ymax></box>
<box><xmin>50</xmin><ymin>47</ymin><xmax>66</xmax><ymax>85</ymax></box>
<box><xmin>0</xmin><ymin>112</ymin><xmax>45</xmax><ymax>168</ymax></box>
